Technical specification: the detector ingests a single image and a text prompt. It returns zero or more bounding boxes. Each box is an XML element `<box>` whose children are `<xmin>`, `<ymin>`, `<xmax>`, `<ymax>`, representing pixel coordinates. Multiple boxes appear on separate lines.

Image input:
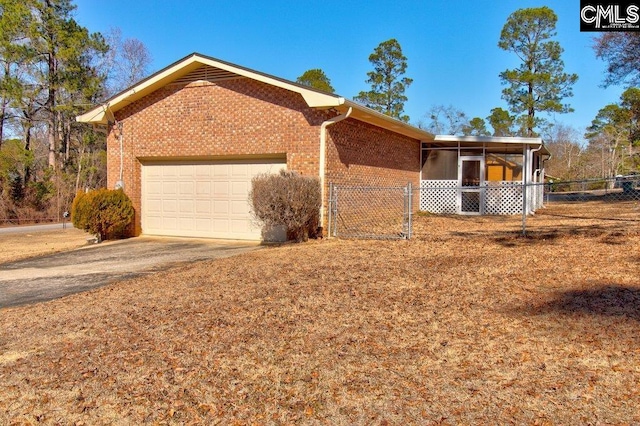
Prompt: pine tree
<box><xmin>296</xmin><ymin>68</ymin><xmax>334</xmax><ymax>93</ymax></box>
<box><xmin>498</xmin><ymin>7</ymin><xmax>578</xmax><ymax>137</ymax></box>
<box><xmin>354</xmin><ymin>38</ymin><xmax>412</xmax><ymax>122</ymax></box>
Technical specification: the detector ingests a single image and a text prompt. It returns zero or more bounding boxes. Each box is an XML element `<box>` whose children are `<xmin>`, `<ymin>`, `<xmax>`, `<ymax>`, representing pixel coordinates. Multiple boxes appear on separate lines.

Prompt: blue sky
<box><xmin>74</xmin><ymin>0</ymin><xmax>623</xmax><ymax>139</ymax></box>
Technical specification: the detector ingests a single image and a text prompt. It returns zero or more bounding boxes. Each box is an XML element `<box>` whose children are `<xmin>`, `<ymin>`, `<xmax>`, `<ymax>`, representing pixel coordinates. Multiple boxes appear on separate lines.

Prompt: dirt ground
<box><xmin>0</xmin><ymin>228</ymin><xmax>90</xmax><ymax>264</ymax></box>
<box><xmin>1</xmin><ymin>205</ymin><xmax>639</xmax><ymax>424</ymax></box>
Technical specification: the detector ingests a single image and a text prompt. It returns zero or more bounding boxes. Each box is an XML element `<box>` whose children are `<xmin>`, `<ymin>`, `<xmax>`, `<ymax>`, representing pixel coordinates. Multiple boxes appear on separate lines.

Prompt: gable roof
<box><xmin>77</xmin><ymin>52</ymin><xmax>434</xmax><ymax>142</ymax></box>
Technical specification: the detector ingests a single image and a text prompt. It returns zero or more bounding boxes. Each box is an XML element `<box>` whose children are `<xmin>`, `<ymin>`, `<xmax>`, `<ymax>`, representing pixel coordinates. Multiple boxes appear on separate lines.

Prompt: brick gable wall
<box><xmin>106</xmin><ymin>77</ymin><xmax>421</xmax><ymax>236</ymax></box>
<box><xmin>107</xmin><ymin>78</ymin><xmax>330</xmax><ymax>235</ymax></box>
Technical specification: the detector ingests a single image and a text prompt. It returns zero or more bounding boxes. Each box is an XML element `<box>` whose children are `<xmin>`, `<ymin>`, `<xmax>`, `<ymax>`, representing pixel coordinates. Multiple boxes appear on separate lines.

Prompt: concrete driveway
<box><xmin>0</xmin><ymin>237</ymin><xmax>262</xmax><ymax>309</ymax></box>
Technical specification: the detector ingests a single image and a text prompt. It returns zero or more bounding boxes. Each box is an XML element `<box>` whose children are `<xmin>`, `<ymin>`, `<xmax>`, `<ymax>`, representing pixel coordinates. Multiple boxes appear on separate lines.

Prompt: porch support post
<box><xmin>521</xmin><ymin>144</ymin><xmax>528</xmax><ymax>235</ymax></box>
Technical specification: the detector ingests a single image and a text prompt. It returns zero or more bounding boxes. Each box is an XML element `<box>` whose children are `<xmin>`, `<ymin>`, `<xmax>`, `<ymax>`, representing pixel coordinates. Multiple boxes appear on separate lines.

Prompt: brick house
<box><xmin>77</xmin><ymin>53</ymin><xmax>433</xmax><ymax>240</ymax></box>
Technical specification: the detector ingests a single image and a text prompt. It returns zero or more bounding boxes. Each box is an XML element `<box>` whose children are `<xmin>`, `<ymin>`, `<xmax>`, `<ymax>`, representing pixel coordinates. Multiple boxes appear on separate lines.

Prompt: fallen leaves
<box><xmin>1</xmin><ymin>210</ymin><xmax>639</xmax><ymax>424</ymax></box>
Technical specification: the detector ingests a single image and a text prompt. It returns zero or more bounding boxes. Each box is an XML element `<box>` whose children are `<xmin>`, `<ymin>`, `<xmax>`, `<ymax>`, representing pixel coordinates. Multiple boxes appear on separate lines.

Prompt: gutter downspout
<box><xmin>536</xmin><ymin>151</ymin><xmax>551</xmax><ymax>207</ymax></box>
<box><xmin>527</xmin><ymin>144</ymin><xmax>545</xmax><ymax>215</ymax></box>
<box><xmin>319</xmin><ymin>106</ymin><xmax>352</xmax><ymax>232</ymax></box>
<box><xmin>103</xmin><ymin>104</ymin><xmax>125</xmax><ymax>191</ymax></box>
<box><xmin>115</xmin><ymin>121</ymin><xmax>124</xmax><ymax>190</ymax></box>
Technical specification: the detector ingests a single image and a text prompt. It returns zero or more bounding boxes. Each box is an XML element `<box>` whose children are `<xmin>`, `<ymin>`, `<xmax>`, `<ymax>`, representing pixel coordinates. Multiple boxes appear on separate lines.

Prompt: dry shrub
<box><xmin>249</xmin><ymin>170</ymin><xmax>321</xmax><ymax>242</ymax></box>
<box><xmin>71</xmin><ymin>188</ymin><xmax>134</xmax><ymax>241</ymax></box>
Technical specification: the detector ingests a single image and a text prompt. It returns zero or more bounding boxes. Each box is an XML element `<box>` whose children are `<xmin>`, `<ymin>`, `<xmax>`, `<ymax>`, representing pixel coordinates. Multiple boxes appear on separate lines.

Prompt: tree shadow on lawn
<box><xmin>488</xmin><ymin>224</ymin><xmax>636</xmax><ymax>247</ymax></box>
<box><xmin>520</xmin><ymin>284</ymin><xmax>640</xmax><ymax>323</ymax></box>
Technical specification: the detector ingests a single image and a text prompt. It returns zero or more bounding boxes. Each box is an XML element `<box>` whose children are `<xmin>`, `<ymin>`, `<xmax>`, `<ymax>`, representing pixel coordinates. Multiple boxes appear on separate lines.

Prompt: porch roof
<box><xmin>430</xmin><ymin>135</ymin><xmax>550</xmax><ymax>156</ymax></box>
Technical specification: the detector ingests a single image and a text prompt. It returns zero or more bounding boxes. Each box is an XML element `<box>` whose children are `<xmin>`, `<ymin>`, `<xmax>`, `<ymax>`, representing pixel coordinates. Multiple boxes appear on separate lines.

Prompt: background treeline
<box><xmin>299</xmin><ymin>8</ymin><xmax>640</xmax><ymax>184</ymax></box>
<box><xmin>2</xmin><ymin>2</ymin><xmax>639</xmax><ymax>225</ymax></box>
<box><xmin>0</xmin><ymin>0</ymin><xmax>150</xmax><ymax>224</ymax></box>
<box><xmin>419</xmin><ymin>87</ymin><xmax>640</xmax><ymax>182</ymax></box>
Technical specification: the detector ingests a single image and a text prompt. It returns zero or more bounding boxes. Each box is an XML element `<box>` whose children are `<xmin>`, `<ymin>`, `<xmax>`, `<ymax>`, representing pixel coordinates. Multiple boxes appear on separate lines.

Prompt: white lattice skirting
<box><xmin>420</xmin><ymin>180</ymin><xmax>457</xmax><ymax>214</ymax></box>
<box><xmin>420</xmin><ymin>181</ymin><xmax>538</xmax><ymax>215</ymax></box>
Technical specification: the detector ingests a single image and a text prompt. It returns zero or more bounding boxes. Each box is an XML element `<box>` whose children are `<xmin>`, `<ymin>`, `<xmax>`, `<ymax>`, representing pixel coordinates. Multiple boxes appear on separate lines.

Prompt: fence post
<box><xmin>521</xmin><ymin>182</ymin><xmax>527</xmax><ymax>236</ymax></box>
<box><xmin>327</xmin><ymin>183</ymin><xmax>333</xmax><ymax>240</ymax></box>
<box><xmin>405</xmin><ymin>182</ymin><xmax>413</xmax><ymax>239</ymax></box>
<box><xmin>332</xmin><ymin>185</ymin><xmax>338</xmax><ymax>238</ymax></box>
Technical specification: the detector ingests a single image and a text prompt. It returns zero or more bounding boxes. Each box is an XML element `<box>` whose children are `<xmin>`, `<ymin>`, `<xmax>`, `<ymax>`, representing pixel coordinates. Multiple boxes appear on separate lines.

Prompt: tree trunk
<box><xmin>45</xmin><ymin>0</ymin><xmax>58</xmax><ymax>170</ymax></box>
<box><xmin>0</xmin><ymin>61</ymin><xmax>11</xmax><ymax>149</ymax></box>
<box><xmin>0</xmin><ymin>97</ymin><xmax>6</xmax><ymax>150</ymax></box>
<box><xmin>528</xmin><ymin>82</ymin><xmax>535</xmax><ymax>137</ymax></box>
<box><xmin>24</xmin><ymin>121</ymin><xmax>32</xmax><ymax>185</ymax></box>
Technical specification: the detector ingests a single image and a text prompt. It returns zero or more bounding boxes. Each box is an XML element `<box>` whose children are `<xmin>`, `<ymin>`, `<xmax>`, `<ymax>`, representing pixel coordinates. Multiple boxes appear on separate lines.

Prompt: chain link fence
<box><xmin>328</xmin><ymin>177</ymin><xmax>640</xmax><ymax>240</ymax></box>
<box><xmin>327</xmin><ymin>183</ymin><xmax>412</xmax><ymax>239</ymax></box>
<box><xmin>528</xmin><ymin>176</ymin><xmax>640</xmax><ymax>236</ymax></box>
<box><xmin>545</xmin><ymin>176</ymin><xmax>640</xmax><ymax>203</ymax></box>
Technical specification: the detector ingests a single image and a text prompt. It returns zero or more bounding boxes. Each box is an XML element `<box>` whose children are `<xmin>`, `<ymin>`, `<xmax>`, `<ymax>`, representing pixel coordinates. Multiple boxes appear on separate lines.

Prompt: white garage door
<box><xmin>141</xmin><ymin>160</ymin><xmax>286</xmax><ymax>240</ymax></box>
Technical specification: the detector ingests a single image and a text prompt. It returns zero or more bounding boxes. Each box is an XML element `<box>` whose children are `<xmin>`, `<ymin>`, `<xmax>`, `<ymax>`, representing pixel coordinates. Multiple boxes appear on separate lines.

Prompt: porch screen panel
<box><xmin>486</xmin><ymin>154</ymin><xmax>523</xmax><ymax>182</ymax></box>
<box><xmin>422</xmin><ymin>150</ymin><xmax>457</xmax><ymax>180</ymax></box>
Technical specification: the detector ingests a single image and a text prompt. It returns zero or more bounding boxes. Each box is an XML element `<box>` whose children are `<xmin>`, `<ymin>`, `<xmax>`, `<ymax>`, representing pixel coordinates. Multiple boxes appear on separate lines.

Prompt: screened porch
<box><xmin>420</xmin><ymin>136</ymin><xmax>550</xmax><ymax>215</ymax></box>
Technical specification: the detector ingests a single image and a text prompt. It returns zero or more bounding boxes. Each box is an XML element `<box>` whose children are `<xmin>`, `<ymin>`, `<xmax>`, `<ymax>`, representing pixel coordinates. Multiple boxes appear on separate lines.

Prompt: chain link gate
<box><xmin>327</xmin><ymin>183</ymin><xmax>413</xmax><ymax>239</ymax></box>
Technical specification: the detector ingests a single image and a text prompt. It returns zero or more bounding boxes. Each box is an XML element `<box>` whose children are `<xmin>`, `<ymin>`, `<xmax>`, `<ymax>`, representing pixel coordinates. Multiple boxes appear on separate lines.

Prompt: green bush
<box><xmin>249</xmin><ymin>170</ymin><xmax>321</xmax><ymax>242</ymax></box>
<box><xmin>71</xmin><ymin>188</ymin><xmax>134</xmax><ymax>241</ymax></box>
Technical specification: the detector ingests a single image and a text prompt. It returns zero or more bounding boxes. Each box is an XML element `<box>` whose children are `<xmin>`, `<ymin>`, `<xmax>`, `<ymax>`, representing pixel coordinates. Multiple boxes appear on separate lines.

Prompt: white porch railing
<box><xmin>420</xmin><ymin>180</ymin><xmax>542</xmax><ymax>215</ymax></box>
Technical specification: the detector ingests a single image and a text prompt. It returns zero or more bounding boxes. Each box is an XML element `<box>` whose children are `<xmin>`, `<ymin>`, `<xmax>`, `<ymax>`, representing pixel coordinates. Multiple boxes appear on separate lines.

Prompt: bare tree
<box><xmin>543</xmin><ymin>123</ymin><xmax>585</xmax><ymax>179</ymax></box>
<box><xmin>103</xmin><ymin>27</ymin><xmax>152</xmax><ymax>97</ymax></box>
<box><xmin>419</xmin><ymin>105</ymin><xmax>468</xmax><ymax>135</ymax></box>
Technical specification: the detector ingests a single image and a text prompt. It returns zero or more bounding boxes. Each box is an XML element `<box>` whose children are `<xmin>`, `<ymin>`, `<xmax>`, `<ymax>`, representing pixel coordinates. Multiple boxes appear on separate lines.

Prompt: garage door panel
<box><xmin>213</xmin><ymin>200</ymin><xmax>229</xmax><ymax>214</ymax></box>
<box><xmin>179</xmin><ymin>166</ymin><xmax>194</xmax><ymax>178</ymax></box>
<box><xmin>147</xmin><ymin>181</ymin><xmax>162</xmax><ymax>195</ymax></box>
<box><xmin>231</xmin><ymin>180</ymin><xmax>248</xmax><ymax>194</ymax></box>
<box><xmin>179</xmin><ymin>199</ymin><xmax>194</xmax><ymax>214</ymax></box>
<box><xmin>146</xmin><ymin>199</ymin><xmax>162</xmax><ymax>213</ymax></box>
<box><xmin>195</xmin><ymin>164</ymin><xmax>212</xmax><ymax>177</ymax></box>
<box><xmin>230</xmin><ymin>199</ymin><xmax>248</xmax><ymax>215</ymax></box>
<box><xmin>163</xmin><ymin>216</ymin><xmax>177</xmax><ymax>229</ymax></box>
<box><xmin>179</xmin><ymin>181</ymin><xmax>194</xmax><ymax>195</ymax></box>
<box><xmin>195</xmin><ymin>181</ymin><xmax>211</xmax><ymax>196</ymax></box>
<box><xmin>163</xmin><ymin>199</ymin><xmax>177</xmax><ymax>213</ymax></box>
<box><xmin>230</xmin><ymin>218</ymin><xmax>249</xmax><ymax>233</ymax></box>
<box><xmin>146</xmin><ymin>215</ymin><xmax>162</xmax><ymax>229</ymax></box>
<box><xmin>212</xmin><ymin>219</ymin><xmax>232</xmax><ymax>233</ymax></box>
<box><xmin>162</xmin><ymin>166</ymin><xmax>178</xmax><ymax>178</ymax></box>
<box><xmin>230</xmin><ymin>164</ymin><xmax>249</xmax><ymax>177</ymax></box>
<box><xmin>213</xmin><ymin>164</ymin><xmax>229</xmax><ymax>177</ymax></box>
<box><xmin>212</xmin><ymin>181</ymin><xmax>229</xmax><ymax>196</ymax></box>
<box><xmin>163</xmin><ymin>181</ymin><xmax>178</xmax><ymax>196</ymax></box>
<box><xmin>142</xmin><ymin>160</ymin><xmax>285</xmax><ymax>240</ymax></box>
<box><xmin>196</xmin><ymin>199</ymin><xmax>211</xmax><ymax>214</ymax></box>
<box><xmin>146</xmin><ymin>166</ymin><xmax>163</xmax><ymax>178</ymax></box>
<box><xmin>178</xmin><ymin>217</ymin><xmax>194</xmax><ymax>231</ymax></box>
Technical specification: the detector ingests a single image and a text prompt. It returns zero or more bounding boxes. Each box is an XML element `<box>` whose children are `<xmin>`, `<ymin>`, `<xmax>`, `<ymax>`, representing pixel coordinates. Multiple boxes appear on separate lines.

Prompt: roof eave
<box><xmin>434</xmin><ymin>135</ymin><xmax>543</xmax><ymax>144</ymax></box>
<box><xmin>341</xmin><ymin>100</ymin><xmax>434</xmax><ymax>141</ymax></box>
<box><xmin>77</xmin><ymin>53</ymin><xmax>344</xmax><ymax>124</ymax></box>
<box><xmin>75</xmin><ymin>53</ymin><xmax>435</xmax><ymax>142</ymax></box>
<box><xmin>431</xmin><ymin>135</ymin><xmax>550</xmax><ymax>156</ymax></box>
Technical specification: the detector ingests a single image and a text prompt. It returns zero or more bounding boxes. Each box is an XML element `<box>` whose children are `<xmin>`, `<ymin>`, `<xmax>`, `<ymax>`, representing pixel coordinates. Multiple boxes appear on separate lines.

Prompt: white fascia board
<box><xmin>76</xmin><ymin>56</ymin><xmax>204</xmax><ymax>124</ymax></box>
<box><xmin>195</xmin><ymin>56</ymin><xmax>337</xmax><ymax>104</ymax></box>
<box><xmin>343</xmin><ymin>100</ymin><xmax>435</xmax><ymax>141</ymax></box>
<box><xmin>77</xmin><ymin>53</ymin><xmax>344</xmax><ymax>124</ymax></box>
<box><xmin>76</xmin><ymin>107</ymin><xmax>107</xmax><ymax>124</ymax></box>
<box><xmin>434</xmin><ymin>135</ymin><xmax>543</xmax><ymax>145</ymax></box>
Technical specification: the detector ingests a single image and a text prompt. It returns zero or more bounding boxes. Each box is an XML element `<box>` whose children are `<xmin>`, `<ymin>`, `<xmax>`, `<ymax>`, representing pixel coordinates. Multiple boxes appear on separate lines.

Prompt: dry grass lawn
<box><xmin>1</xmin><ymin>205</ymin><xmax>639</xmax><ymax>424</ymax></box>
<box><xmin>0</xmin><ymin>227</ymin><xmax>90</xmax><ymax>264</ymax></box>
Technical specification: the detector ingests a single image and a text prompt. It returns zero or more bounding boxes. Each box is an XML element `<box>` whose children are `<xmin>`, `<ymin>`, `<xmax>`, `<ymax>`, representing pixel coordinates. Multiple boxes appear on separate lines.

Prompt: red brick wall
<box><xmin>325</xmin><ymin>118</ymin><xmax>420</xmax><ymax>187</ymax></box>
<box><xmin>107</xmin><ymin>78</ymin><xmax>331</xmax><ymax>235</ymax></box>
<box><xmin>325</xmin><ymin>118</ymin><xmax>421</xmax><ymax>216</ymax></box>
<box><xmin>106</xmin><ymin>77</ymin><xmax>421</xmax><ymax>236</ymax></box>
